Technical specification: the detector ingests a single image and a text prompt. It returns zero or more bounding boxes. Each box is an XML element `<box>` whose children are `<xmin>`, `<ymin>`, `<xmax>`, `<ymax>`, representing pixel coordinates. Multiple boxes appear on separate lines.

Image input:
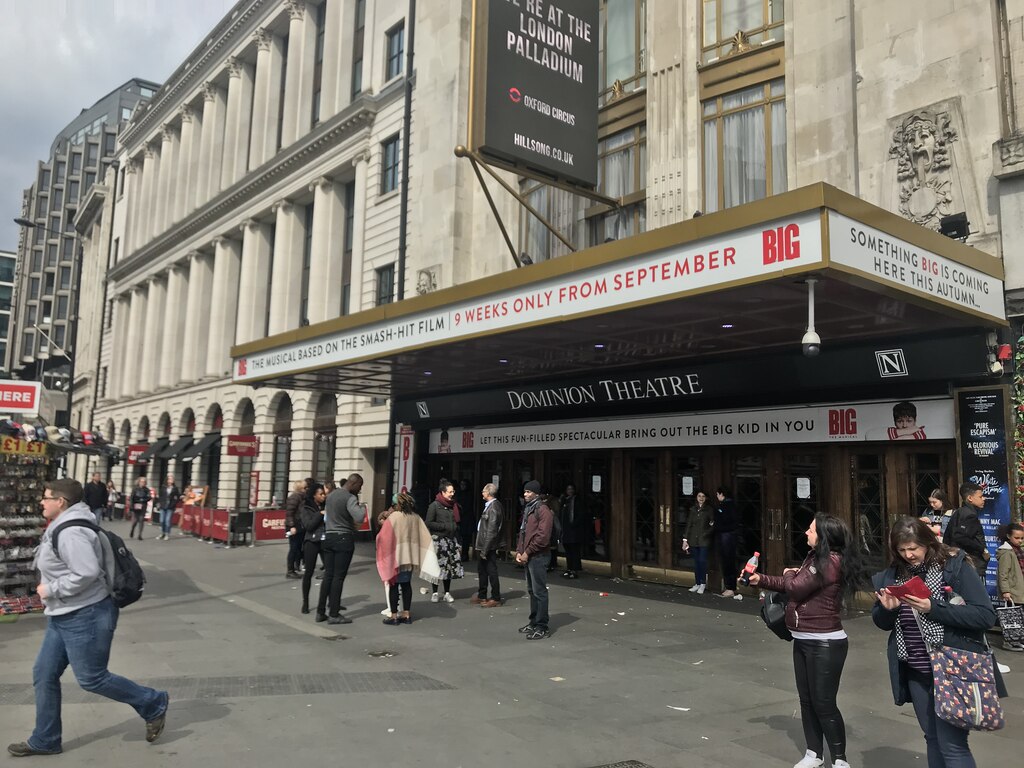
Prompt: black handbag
<box><xmin>760</xmin><ymin>590</ymin><xmax>792</xmax><ymax>641</ymax></box>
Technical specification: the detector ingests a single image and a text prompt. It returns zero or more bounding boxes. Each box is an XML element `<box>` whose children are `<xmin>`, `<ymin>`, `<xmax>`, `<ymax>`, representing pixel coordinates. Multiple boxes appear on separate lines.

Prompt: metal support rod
<box><xmin>467</xmin><ymin>154</ymin><xmax>521</xmax><ymax>268</ymax></box>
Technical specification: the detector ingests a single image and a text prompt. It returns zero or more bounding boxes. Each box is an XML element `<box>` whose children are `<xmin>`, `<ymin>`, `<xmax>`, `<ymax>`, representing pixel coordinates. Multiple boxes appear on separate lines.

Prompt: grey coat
<box><xmin>34</xmin><ymin>502</ymin><xmax>113</xmax><ymax>616</ymax></box>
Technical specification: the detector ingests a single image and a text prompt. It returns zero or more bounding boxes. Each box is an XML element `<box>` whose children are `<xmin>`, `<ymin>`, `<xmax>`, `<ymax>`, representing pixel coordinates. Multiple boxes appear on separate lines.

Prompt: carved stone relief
<box><xmin>884</xmin><ymin>99</ymin><xmax>982</xmax><ymax>235</ymax></box>
<box><xmin>415</xmin><ymin>267</ymin><xmax>438</xmax><ymax>295</ymax></box>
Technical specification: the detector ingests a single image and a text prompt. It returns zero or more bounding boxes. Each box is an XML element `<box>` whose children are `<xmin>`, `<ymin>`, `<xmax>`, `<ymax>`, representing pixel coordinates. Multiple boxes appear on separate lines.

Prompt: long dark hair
<box><xmin>928</xmin><ymin>488</ymin><xmax>952</xmax><ymax>511</ymax></box>
<box><xmin>304</xmin><ymin>482</ymin><xmax>325</xmax><ymax>507</ymax></box>
<box><xmin>888</xmin><ymin>516</ymin><xmax>950</xmax><ymax>575</ymax></box>
<box><xmin>395</xmin><ymin>492</ymin><xmax>417</xmax><ymax>515</ymax></box>
<box><xmin>811</xmin><ymin>513</ymin><xmax>865</xmax><ymax>608</ymax></box>
<box><xmin>998</xmin><ymin>522</ymin><xmax>1024</xmax><ymax>544</ymax></box>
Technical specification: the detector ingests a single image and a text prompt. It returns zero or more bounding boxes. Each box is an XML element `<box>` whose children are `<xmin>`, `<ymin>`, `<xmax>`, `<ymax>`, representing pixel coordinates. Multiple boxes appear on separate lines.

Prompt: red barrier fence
<box><xmin>253</xmin><ymin>509</ymin><xmax>288</xmax><ymax>541</ymax></box>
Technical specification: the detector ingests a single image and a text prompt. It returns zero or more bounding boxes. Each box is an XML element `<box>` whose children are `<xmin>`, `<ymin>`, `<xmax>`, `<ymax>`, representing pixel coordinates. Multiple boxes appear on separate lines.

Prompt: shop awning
<box><xmin>180</xmin><ymin>432</ymin><xmax>221</xmax><ymax>462</ymax></box>
<box><xmin>159</xmin><ymin>435</ymin><xmax>193</xmax><ymax>459</ymax></box>
<box><xmin>230</xmin><ymin>183</ymin><xmax>1006</xmax><ymax>398</ymax></box>
<box><xmin>137</xmin><ymin>437</ymin><xmax>169</xmax><ymax>461</ymax></box>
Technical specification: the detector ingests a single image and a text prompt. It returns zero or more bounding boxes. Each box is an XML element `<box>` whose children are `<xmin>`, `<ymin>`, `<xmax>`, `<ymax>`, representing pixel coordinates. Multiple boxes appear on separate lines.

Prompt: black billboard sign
<box><xmin>955</xmin><ymin>386</ymin><xmax>1012</xmax><ymax>595</ymax></box>
<box><xmin>470</xmin><ymin>0</ymin><xmax>599</xmax><ymax>188</ymax></box>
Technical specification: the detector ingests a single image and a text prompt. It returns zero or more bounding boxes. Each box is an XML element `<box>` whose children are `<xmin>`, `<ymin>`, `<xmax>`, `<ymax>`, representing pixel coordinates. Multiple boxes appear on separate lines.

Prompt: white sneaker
<box><xmin>443</xmin><ymin>592</ymin><xmax>455</xmax><ymax>603</ymax></box>
<box><xmin>733</xmin><ymin>593</ymin><xmax>743</xmax><ymax>601</ymax></box>
<box><xmin>381</xmin><ymin>608</ymin><xmax>391</xmax><ymax>616</ymax></box>
<box><xmin>689</xmin><ymin>584</ymin><xmax>700</xmax><ymax>593</ymax></box>
<box><xmin>793</xmin><ymin>750</ymin><xmax>824</xmax><ymax>768</ymax></box>
<box><xmin>696</xmin><ymin>584</ymin><xmax>706</xmax><ymax>594</ymax></box>
<box><xmin>430</xmin><ymin>592</ymin><xmax>439</xmax><ymax>603</ymax></box>
<box><xmin>721</xmin><ymin>589</ymin><xmax>735</xmax><ymax>598</ymax></box>
<box><xmin>833</xmin><ymin>760</ymin><xmax>851</xmax><ymax>768</ymax></box>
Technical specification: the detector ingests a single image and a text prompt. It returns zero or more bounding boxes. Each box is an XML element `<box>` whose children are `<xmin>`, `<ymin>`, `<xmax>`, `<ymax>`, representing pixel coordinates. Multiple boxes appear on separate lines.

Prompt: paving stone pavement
<box><xmin>1</xmin><ymin>526</ymin><xmax>1021</xmax><ymax>767</ymax></box>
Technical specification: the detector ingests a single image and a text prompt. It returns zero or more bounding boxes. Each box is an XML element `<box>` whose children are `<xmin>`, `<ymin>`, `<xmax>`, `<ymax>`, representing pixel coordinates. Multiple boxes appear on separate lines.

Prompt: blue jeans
<box><xmin>159</xmin><ymin>507</ymin><xmax>174</xmax><ymax>535</ymax></box>
<box><xmin>905</xmin><ymin>665</ymin><xmax>976</xmax><ymax>768</ymax></box>
<box><xmin>692</xmin><ymin>546</ymin><xmax>709</xmax><ymax>585</ymax></box>
<box><xmin>525</xmin><ymin>556</ymin><xmax>549</xmax><ymax>630</ymax></box>
<box><xmin>30</xmin><ymin>598</ymin><xmax>167</xmax><ymax>752</ymax></box>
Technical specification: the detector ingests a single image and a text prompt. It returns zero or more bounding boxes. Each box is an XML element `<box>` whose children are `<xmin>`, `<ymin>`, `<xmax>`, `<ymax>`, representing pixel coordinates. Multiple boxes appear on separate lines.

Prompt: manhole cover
<box><xmin>367</xmin><ymin>649</ymin><xmax>397</xmax><ymax>658</ymax></box>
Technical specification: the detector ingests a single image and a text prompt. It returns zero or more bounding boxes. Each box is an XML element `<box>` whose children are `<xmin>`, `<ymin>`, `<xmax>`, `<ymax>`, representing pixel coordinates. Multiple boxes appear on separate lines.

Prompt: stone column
<box><xmin>154</xmin><ymin>125</ymin><xmax>177</xmax><ymax>235</ymax></box>
<box><xmin>236</xmin><ymin>219</ymin><xmax>273</xmax><ymax>344</ymax></box>
<box><xmin>122</xmin><ymin>286</ymin><xmax>147</xmax><ymax>396</ymax></box>
<box><xmin>206</xmin><ymin>236</ymin><xmax>242</xmax><ymax>377</ymax></box>
<box><xmin>222</xmin><ymin>57</ymin><xmax>255</xmax><ymax>188</ymax></box>
<box><xmin>172</xmin><ymin>105</ymin><xmax>195</xmax><ymax>223</ymax></box>
<box><xmin>197</xmin><ymin>82</ymin><xmax>227</xmax><ymax>206</ymax></box>
<box><xmin>137</xmin><ymin>275</ymin><xmax>166</xmax><ymax>393</ymax></box>
<box><xmin>319</xmin><ymin>0</ymin><xmax>352</xmax><ymax>120</ymax></box>
<box><xmin>122</xmin><ymin>158</ymin><xmax>140</xmax><ymax>255</ymax></box>
<box><xmin>268</xmin><ymin>200</ymin><xmax>304</xmax><ymax>334</ymax></box>
<box><xmin>347</xmin><ymin>151</ymin><xmax>371</xmax><ymax>313</ymax></box>
<box><xmin>138</xmin><ymin>145</ymin><xmax>158</xmax><ymax>247</ymax></box>
<box><xmin>111</xmin><ymin>294</ymin><xmax>131</xmax><ymax>399</ymax></box>
<box><xmin>160</xmin><ymin>262</ymin><xmax>189</xmax><ymax>387</ymax></box>
<box><xmin>249</xmin><ymin>28</ymin><xmax>286</xmax><ymax>168</ymax></box>
<box><xmin>280</xmin><ymin>0</ymin><xmax>318</xmax><ymax>148</ymax></box>
<box><xmin>181</xmin><ymin>252</ymin><xmax>213</xmax><ymax>382</ymax></box>
<box><xmin>306</xmin><ymin>176</ymin><xmax>344</xmax><ymax>323</ymax></box>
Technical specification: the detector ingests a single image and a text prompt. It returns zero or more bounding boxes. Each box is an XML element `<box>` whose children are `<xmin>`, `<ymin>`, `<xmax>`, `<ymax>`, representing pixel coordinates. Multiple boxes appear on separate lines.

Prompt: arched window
<box><xmin>235</xmin><ymin>400</ymin><xmax>257</xmax><ymax>509</ymax></box>
<box><xmin>271</xmin><ymin>395</ymin><xmax>293</xmax><ymax>506</ymax></box>
<box><xmin>312</xmin><ymin>394</ymin><xmax>337</xmax><ymax>484</ymax></box>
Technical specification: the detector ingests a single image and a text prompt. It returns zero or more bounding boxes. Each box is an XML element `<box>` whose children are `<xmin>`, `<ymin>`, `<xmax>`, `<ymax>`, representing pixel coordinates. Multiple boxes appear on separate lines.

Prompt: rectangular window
<box><xmin>265</xmin><ymin>223</ymin><xmax>276</xmax><ymax>337</ymax></box>
<box><xmin>64</xmin><ymin>211</ymin><xmax>76</xmax><ymax>232</ymax></box>
<box><xmin>44</xmin><ymin>273</ymin><xmax>55</xmax><ymax>294</ymax></box>
<box><xmin>59</xmin><ymin>266</ymin><xmax>71</xmax><ymax>290</ymax></box>
<box><xmin>86</xmin><ymin>143</ymin><xmax>98</xmax><ymax>165</ymax></box>
<box><xmin>30</xmin><ymin>251</ymin><xmax>42</xmax><ymax>273</ymax></box>
<box><xmin>140</xmin><ymin>86</ymin><xmax>154</xmax><ymax>98</ymax></box>
<box><xmin>62</xmin><ymin>239</ymin><xmax>74</xmax><ymax>259</ymax></box>
<box><xmin>21</xmin><ymin>331</ymin><xmax>33</xmax><ymax>357</ymax></box>
<box><xmin>26</xmin><ymin>304</ymin><xmax>37</xmax><ymax>327</ymax></box>
<box><xmin>299</xmin><ymin>204</ymin><xmax>314</xmax><ymax>325</ymax></box>
<box><xmin>380</xmin><ymin>134</ymin><xmax>400</xmax><ymax>194</ymax></box>
<box><xmin>702</xmin><ymin>78</ymin><xmax>786</xmax><ymax>213</ymax></box>
<box><xmin>586</xmin><ymin>124</ymin><xmax>647</xmax><ymax>245</ymax></box>
<box><xmin>99</xmin><ymin>366</ymin><xmax>108</xmax><ymax>398</ymax></box>
<box><xmin>29</xmin><ymin>277</ymin><xmax>40</xmax><ymax>298</ymax></box>
<box><xmin>55</xmin><ymin>161</ymin><xmax>66</xmax><ymax>183</ymax></box>
<box><xmin>702</xmin><ymin>0</ymin><xmax>784</xmax><ymax>64</ymax></box>
<box><xmin>40</xmin><ymin>169</ymin><xmax>51</xmax><ymax>189</ymax></box>
<box><xmin>51</xmin><ymin>189</ymin><xmax>63</xmax><ymax>209</ymax></box>
<box><xmin>376</xmin><ymin>263</ymin><xmax>395</xmax><ymax>306</ymax></box>
<box><xmin>57</xmin><ymin>295</ymin><xmax>69</xmax><ymax>320</ymax></box>
<box><xmin>47</xmin><ymin>244</ymin><xmax>58</xmax><ymax>266</ymax></box>
<box><xmin>34</xmin><ymin>225</ymin><xmax>45</xmax><ymax>245</ymax></box>
<box><xmin>351</xmin><ymin>0</ymin><xmax>366</xmax><ymax>98</ymax></box>
<box><xmin>41</xmin><ymin>300</ymin><xmax>51</xmax><ymax>323</ymax></box>
<box><xmin>112</xmin><ymin>237</ymin><xmax>120</xmax><ymax>265</ymax></box>
<box><xmin>105</xmin><ymin>299</ymin><xmax>114</xmax><ymax>329</ymax></box>
<box><xmin>70</xmin><ymin>154</ymin><xmax>82</xmax><ymax>174</ymax></box>
<box><xmin>118</xmin><ymin>167</ymin><xmax>126</xmax><ymax>196</ymax></box>
<box><xmin>50</xmin><ymin>214</ymin><xmax>60</xmax><ymax>234</ymax></box>
<box><xmin>343</xmin><ymin>180</ymin><xmax>355</xmax><ymax>312</ymax></box>
<box><xmin>599</xmin><ymin>0</ymin><xmax>647</xmax><ymax>103</ymax></box>
<box><xmin>386</xmin><ymin>22</ymin><xmax>405</xmax><ymax>81</ymax></box>
<box><xmin>36</xmin><ymin>195</ymin><xmax>47</xmax><ymax>218</ymax></box>
<box><xmin>311</xmin><ymin>2</ymin><xmax>326</xmax><ymax>124</ymax></box>
<box><xmin>53</xmin><ymin>325</ymin><xmax>65</xmax><ymax>349</ymax></box>
<box><xmin>84</xmin><ymin>171</ymin><xmax>96</xmax><ymax>188</ymax></box>
<box><xmin>121</xmin><ymin>106</ymin><xmax>133</xmax><ymax>121</ymax></box>
<box><xmin>521</xmin><ymin>183</ymin><xmax>583</xmax><ymax>263</ymax></box>
<box><xmin>67</xmin><ymin>180</ymin><xmax>80</xmax><ymax>200</ymax></box>
<box><xmin>104</xmin><ymin>133</ymin><xmax>116</xmax><ymax>155</ymax></box>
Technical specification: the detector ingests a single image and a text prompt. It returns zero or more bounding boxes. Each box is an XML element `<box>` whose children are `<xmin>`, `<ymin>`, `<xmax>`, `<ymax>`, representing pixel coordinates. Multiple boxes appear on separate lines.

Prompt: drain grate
<box><xmin>0</xmin><ymin>670</ymin><xmax>452</xmax><ymax>706</ymax></box>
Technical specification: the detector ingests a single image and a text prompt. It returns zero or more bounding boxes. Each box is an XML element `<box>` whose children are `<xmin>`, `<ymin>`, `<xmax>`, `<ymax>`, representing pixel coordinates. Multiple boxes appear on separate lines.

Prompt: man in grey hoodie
<box><xmin>7</xmin><ymin>479</ymin><xmax>169</xmax><ymax>758</ymax></box>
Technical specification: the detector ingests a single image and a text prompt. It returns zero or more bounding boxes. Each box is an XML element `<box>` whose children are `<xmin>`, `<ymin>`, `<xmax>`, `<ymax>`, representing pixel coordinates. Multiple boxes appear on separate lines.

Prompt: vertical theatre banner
<box><xmin>955</xmin><ymin>387</ymin><xmax>1012</xmax><ymax>594</ymax></box>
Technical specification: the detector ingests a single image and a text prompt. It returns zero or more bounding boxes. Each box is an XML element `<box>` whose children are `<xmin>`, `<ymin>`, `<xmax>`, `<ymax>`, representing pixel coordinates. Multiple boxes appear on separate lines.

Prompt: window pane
<box><xmin>771</xmin><ymin>100</ymin><xmax>787</xmax><ymax>196</ymax></box>
<box><xmin>703</xmin><ymin>0</ymin><xmax>717</xmax><ymax>47</ymax></box>
<box><xmin>722</xmin><ymin>104</ymin><xmax>766</xmax><ymax>207</ymax></box>
<box><xmin>722</xmin><ymin>82</ymin><xmax>765</xmax><ymax>111</ymax></box>
<box><xmin>605</xmin><ymin>0</ymin><xmax>636</xmax><ymax>86</ymax></box>
<box><xmin>721</xmin><ymin>0</ymin><xmax>764</xmax><ymax>38</ymax></box>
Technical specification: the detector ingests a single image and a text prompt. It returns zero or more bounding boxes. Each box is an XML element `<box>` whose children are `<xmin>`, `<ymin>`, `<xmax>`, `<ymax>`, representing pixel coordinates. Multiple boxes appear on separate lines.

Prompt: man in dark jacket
<box><xmin>715</xmin><ymin>486</ymin><xmax>742</xmax><ymax>599</ymax></box>
<box><xmin>516</xmin><ymin>480</ymin><xmax>553</xmax><ymax>640</ymax></box>
<box><xmin>943</xmin><ymin>481</ymin><xmax>989</xmax><ymax>578</ymax></box>
<box><xmin>473</xmin><ymin>483</ymin><xmax>504</xmax><ymax>607</ymax></box>
<box><xmin>83</xmin><ymin>473</ymin><xmax>108</xmax><ymax>525</ymax></box>
<box><xmin>128</xmin><ymin>477</ymin><xmax>150</xmax><ymax>541</ymax></box>
<box><xmin>558</xmin><ymin>484</ymin><xmax>587</xmax><ymax>579</ymax></box>
<box><xmin>155</xmin><ymin>475</ymin><xmax>181</xmax><ymax>541</ymax></box>
<box><xmin>283</xmin><ymin>480</ymin><xmax>307</xmax><ymax>578</ymax></box>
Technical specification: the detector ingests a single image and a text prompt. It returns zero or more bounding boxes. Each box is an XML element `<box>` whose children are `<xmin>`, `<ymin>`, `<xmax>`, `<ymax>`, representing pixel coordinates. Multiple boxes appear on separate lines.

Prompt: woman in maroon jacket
<box><xmin>749</xmin><ymin>513</ymin><xmax>862</xmax><ymax>768</ymax></box>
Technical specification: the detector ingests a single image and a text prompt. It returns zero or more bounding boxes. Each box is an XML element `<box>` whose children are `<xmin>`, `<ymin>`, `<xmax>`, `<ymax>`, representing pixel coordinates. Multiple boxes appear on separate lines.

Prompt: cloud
<box><xmin>0</xmin><ymin>0</ymin><xmax>235</xmax><ymax>249</ymax></box>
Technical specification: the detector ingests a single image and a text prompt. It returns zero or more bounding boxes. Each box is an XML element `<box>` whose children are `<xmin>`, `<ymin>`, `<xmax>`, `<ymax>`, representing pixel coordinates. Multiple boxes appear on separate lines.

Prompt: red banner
<box><xmin>253</xmin><ymin>509</ymin><xmax>288</xmax><ymax>541</ymax></box>
<box><xmin>210</xmin><ymin>509</ymin><xmax>230</xmax><ymax>542</ymax></box>
<box><xmin>127</xmin><ymin>444</ymin><xmax>148</xmax><ymax>465</ymax></box>
<box><xmin>199</xmin><ymin>507</ymin><xmax>214</xmax><ymax>538</ymax></box>
<box><xmin>226</xmin><ymin>435</ymin><xmax>259</xmax><ymax>457</ymax></box>
<box><xmin>180</xmin><ymin>507</ymin><xmax>194</xmax><ymax>534</ymax></box>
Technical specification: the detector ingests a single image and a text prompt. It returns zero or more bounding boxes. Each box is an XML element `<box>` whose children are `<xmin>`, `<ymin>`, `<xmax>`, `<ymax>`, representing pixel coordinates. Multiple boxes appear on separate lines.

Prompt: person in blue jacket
<box><xmin>873</xmin><ymin>517</ymin><xmax>1003</xmax><ymax>768</ymax></box>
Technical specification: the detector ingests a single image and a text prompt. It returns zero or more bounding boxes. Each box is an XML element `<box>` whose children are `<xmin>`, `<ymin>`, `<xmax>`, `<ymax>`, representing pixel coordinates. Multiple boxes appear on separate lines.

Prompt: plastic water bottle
<box><xmin>943</xmin><ymin>586</ymin><xmax>965</xmax><ymax>605</ymax></box>
<box><xmin>740</xmin><ymin>552</ymin><xmax>760</xmax><ymax>586</ymax></box>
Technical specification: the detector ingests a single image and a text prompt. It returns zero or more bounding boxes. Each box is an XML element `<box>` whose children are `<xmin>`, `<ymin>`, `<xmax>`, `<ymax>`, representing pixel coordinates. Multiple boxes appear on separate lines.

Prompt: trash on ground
<box><xmin>666</xmin><ymin>706</ymin><xmax>691</xmax><ymax>712</ymax></box>
<box><xmin>692</xmin><ymin>660</ymin><xmax>704</xmax><ymax>665</ymax></box>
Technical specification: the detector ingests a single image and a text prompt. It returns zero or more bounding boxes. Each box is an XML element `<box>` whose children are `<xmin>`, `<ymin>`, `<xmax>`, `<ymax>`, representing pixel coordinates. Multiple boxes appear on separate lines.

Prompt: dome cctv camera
<box><xmin>802</xmin><ymin>329</ymin><xmax>821</xmax><ymax>357</ymax></box>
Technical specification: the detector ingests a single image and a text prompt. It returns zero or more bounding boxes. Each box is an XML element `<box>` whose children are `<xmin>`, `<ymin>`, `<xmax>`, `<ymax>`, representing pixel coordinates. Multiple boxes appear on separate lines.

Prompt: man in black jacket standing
<box><xmin>943</xmin><ymin>480</ymin><xmax>989</xmax><ymax>578</ymax></box>
<box><xmin>83</xmin><ymin>473</ymin><xmax>108</xmax><ymax>524</ymax></box>
<box><xmin>473</xmin><ymin>483</ymin><xmax>504</xmax><ymax>607</ymax></box>
<box><xmin>715</xmin><ymin>486</ymin><xmax>741</xmax><ymax>599</ymax></box>
<box><xmin>317</xmin><ymin>474</ymin><xmax>366</xmax><ymax>624</ymax></box>
<box><xmin>155</xmin><ymin>475</ymin><xmax>181</xmax><ymax>541</ymax></box>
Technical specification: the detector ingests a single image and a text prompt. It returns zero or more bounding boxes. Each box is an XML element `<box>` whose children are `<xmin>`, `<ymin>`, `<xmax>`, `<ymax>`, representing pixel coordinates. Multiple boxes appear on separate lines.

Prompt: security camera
<box><xmin>802</xmin><ymin>329</ymin><xmax>821</xmax><ymax>357</ymax></box>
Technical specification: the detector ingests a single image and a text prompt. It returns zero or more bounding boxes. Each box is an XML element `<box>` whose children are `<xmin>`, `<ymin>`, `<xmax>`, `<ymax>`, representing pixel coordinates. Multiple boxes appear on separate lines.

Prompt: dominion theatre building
<box><xmin>233</xmin><ymin>184</ymin><xmax>1009</xmax><ymax>584</ymax></box>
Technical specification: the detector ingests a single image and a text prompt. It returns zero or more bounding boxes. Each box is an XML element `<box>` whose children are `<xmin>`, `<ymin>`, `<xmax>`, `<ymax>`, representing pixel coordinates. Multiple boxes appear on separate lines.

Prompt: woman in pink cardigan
<box><xmin>376</xmin><ymin>493</ymin><xmax>440</xmax><ymax>625</ymax></box>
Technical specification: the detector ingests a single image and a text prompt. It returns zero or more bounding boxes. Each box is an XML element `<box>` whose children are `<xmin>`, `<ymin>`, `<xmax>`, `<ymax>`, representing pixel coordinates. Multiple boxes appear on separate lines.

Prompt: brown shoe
<box><xmin>470</xmin><ymin>595</ymin><xmax>484</xmax><ymax>604</ymax></box>
<box><xmin>480</xmin><ymin>599</ymin><xmax>503</xmax><ymax>608</ymax></box>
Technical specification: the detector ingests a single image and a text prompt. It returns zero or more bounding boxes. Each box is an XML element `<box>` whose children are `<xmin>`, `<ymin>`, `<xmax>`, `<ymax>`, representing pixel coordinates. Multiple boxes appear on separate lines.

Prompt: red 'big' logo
<box><xmin>762</xmin><ymin>223</ymin><xmax>801</xmax><ymax>264</ymax></box>
<box><xmin>237</xmin><ymin>358</ymin><xmax>247</xmax><ymax>376</ymax></box>
<box><xmin>828</xmin><ymin>408</ymin><xmax>857</xmax><ymax>436</ymax></box>
<box><xmin>462</xmin><ymin>432</ymin><xmax>475</xmax><ymax>449</ymax></box>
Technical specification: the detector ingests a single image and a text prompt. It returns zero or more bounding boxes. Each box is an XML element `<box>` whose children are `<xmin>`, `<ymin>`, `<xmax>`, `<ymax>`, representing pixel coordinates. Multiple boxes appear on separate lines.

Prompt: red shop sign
<box><xmin>226</xmin><ymin>435</ymin><xmax>259</xmax><ymax>457</ymax></box>
<box><xmin>127</xmin><ymin>444</ymin><xmax>149</xmax><ymax>465</ymax></box>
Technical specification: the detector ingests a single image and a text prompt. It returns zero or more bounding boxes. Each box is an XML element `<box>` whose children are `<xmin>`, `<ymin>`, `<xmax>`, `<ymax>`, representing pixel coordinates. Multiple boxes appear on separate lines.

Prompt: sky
<box><xmin>0</xmin><ymin>0</ymin><xmax>238</xmax><ymax>250</ymax></box>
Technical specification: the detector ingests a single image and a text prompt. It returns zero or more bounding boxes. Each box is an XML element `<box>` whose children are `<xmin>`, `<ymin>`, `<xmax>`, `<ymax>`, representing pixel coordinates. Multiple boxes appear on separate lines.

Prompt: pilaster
<box><xmin>137</xmin><ymin>275</ymin><xmax>166</xmax><ymax>393</ymax></box>
<box><xmin>280</xmin><ymin>0</ymin><xmax>318</xmax><ymax>147</ymax></box>
<box><xmin>306</xmin><ymin>176</ymin><xmax>344</xmax><ymax>323</ymax></box>
<box><xmin>348</xmin><ymin>151</ymin><xmax>371</xmax><ymax>313</ymax></box>
<box><xmin>236</xmin><ymin>219</ymin><xmax>273</xmax><ymax>344</ymax></box>
<box><xmin>160</xmin><ymin>263</ymin><xmax>189</xmax><ymax>386</ymax></box>
<box><xmin>181</xmin><ymin>252</ymin><xmax>213</xmax><ymax>381</ymax></box>
<box><xmin>197</xmin><ymin>82</ymin><xmax>227</xmax><ymax>206</ymax></box>
<box><xmin>206</xmin><ymin>236</ymin><xmax>242</xmax><ymax>376</ymax></box>
<box><xmin>222</xmin><ymin>57</ymin><xmax>255</xmax><ymax>187</ymax></box>
<box><xmin>249</xmin><ymin>28</ymin><xmax>285</xmax><ymax>167</ymax></box>
<box><xmin>268</xmin><ymin>200</ymin><xmax>304</xmax><ymax>334</ymax></box>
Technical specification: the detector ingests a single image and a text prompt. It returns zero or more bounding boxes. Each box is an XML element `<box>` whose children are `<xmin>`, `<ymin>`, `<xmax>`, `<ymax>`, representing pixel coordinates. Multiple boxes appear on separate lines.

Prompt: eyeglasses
<box><xmin>41</xmin><ymin>495</ymin><xmax>66</xmax><ymax>503</ymax></box>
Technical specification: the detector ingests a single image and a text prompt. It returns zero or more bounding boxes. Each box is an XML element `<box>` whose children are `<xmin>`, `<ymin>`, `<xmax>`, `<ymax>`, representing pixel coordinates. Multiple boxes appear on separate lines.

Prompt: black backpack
<box><xmin>51</xmin><ymin>519</ymin><xmax>146</xmax><ymax>608</ymax></box>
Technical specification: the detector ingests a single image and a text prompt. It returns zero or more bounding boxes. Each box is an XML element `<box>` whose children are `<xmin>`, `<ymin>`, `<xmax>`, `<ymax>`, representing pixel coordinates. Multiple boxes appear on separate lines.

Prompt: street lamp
<box><xmin>12</xmin><ymin>217</ymin><xmax>80</xmax><ymax>430</ymax></box>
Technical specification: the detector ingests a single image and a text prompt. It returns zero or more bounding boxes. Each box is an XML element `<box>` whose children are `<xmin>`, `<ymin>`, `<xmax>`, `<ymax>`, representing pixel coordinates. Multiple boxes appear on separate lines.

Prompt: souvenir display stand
<box><xmin>0</xmin><ymin>438</ymin><xmax>55</xmax><ymax>615</ymax></box>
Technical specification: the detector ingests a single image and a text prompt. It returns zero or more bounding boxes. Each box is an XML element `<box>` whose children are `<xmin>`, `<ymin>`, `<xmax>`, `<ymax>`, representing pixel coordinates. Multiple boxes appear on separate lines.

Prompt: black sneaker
<box><xmin>8</xmin><ymin>742</ymin><xmax>62</xmax><ymax>757</ymax></box>
<box><xmin>327</xmin><ymin>615</ymin><xmax>352</xmax><ymax>625</ymax></box>
<box><xmin>315</xmin><ymin>613</ymin><xmax>328</xmax><ymax>622</ymax></box>
<box><xmin>526</xmin><ymin>627</ymin><xmax>550</xmax><ymax>640</ymax></box>
<box><xmin>285</xmin><ymin>572</ymin><xmax>301</xmax><ymax>579</ymax></box>
<box><xmin>518</xmin><ymin>623</ymin><xmax>536</xmax><ymax>633</ymax></box>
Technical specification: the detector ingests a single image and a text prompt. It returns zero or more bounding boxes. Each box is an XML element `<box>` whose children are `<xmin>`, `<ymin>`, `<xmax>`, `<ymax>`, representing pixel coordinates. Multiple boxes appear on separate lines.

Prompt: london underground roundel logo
<box><xmin>508</xmin><ymin>87</ymin><xmax>522</xmax><ymax>103</ymax></box>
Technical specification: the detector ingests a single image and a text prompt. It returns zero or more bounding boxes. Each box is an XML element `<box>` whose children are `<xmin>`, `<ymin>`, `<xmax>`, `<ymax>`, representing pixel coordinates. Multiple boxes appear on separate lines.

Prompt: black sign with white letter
<box><xmin>471</xmin><ymin>0</ymin><xmax>599</xmax><ymax>187</ymax></box>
